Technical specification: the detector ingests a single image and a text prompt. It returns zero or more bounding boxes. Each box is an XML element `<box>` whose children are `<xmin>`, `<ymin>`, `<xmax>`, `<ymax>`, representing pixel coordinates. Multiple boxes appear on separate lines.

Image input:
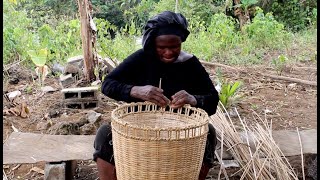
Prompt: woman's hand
<box><xmin>170</xmin><ymin>90</ymin><xmax>197</xmax><ymax>109</ymax></box>
<box><xmin>130</xmin><ymin>85</ymin><xmax>170</xmax><ymax>107</ymax></box>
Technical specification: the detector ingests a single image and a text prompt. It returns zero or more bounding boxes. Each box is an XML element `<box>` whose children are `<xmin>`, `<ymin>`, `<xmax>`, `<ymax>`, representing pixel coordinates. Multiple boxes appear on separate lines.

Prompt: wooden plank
<box><xmin>217</xmin><ymin>129</ymin><xmax>317</xmax><ymax>159</ymax></box>
<box><xmin>3</xmin><ymin>132</ymin><xmax>95</xmax><ymax>164</ymax></box>
<box><xmin>3</xmin><ymin>130</ymin><xmax>316</xmax><ymax>164</ymax></box>
<box><xmin>272</xmin><ymin>129</ymin><xmax>317</xmax><ymax>156</ymax></box>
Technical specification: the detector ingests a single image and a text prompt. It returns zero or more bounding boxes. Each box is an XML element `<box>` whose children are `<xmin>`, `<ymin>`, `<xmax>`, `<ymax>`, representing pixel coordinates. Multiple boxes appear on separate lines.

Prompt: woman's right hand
<box><xmin>130</xmin><ymin>85</ymin><xmax>170</xmax><ymax>107</ymax></box>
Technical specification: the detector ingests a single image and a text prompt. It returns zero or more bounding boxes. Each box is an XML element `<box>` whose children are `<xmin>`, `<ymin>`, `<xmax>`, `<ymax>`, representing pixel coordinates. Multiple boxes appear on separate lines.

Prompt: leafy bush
<box><xmin>3</xmin><ymin>0</ymin><xmax>36</xmax><ymax>64</ymax></box>
<box><xmin>184</xmin><ymin>13</ymin><xmax>240</xmax><ymax>61</ymax></box>
<box><xmin>95</xmin><ymin>18</ymin><xmax>140</xmax><ymax>61</ymax></box>
<box><xmin>243</xmin><ymin>7</ymin><xmax>292</xmax><ymax>49</ymax></box>
<box><xmin>270</xmin><ymin>0</ymin><xmax>317</xmax><ymax>31</ymax></box>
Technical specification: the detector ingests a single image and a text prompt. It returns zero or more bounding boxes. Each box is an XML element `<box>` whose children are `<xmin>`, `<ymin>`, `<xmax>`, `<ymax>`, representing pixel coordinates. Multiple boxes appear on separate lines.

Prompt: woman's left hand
<box><xmin>170</xmin><ymin>90</ymin><xmax>197</xmax><ymax>108</ymax></box>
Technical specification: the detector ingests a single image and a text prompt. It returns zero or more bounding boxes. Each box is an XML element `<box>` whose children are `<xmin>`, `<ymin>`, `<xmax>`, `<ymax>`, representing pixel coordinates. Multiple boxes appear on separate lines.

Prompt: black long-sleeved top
<box><xmin>101</xmin><ymin>49</ymin><xmax>219</xmax><ymax>116</ymax></box>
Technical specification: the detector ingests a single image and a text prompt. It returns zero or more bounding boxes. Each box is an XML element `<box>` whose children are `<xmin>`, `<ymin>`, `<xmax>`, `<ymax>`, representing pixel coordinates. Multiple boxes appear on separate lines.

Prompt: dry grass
<box><xmin>209</xmin><ymin>102</ymin><xmax>299</xmax><ymax>180</ymax></box>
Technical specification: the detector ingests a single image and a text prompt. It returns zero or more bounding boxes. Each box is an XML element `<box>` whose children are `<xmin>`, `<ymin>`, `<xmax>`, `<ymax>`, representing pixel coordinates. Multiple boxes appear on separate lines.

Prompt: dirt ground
<box><xmin>3</xmin><ymin>59</ymin><xmax>317</xmax><ymax>179</ymax></box>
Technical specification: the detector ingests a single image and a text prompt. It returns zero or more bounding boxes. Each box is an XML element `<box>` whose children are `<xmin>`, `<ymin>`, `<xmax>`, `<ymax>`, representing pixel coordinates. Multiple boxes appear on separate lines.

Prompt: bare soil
<box><xmin>3</xmin><ymin>59</ymin><xmax>317</xmax><ymax>179</ymax></box>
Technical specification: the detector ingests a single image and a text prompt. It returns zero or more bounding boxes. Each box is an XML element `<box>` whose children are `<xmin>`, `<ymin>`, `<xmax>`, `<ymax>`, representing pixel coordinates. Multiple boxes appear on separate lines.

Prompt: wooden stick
<box><xmin>218</xmin><ymin>130</ymin><xmax>224</xmax><ymax>180</ymax></box>
<box><xmin>159</xmin><ymin>78</ymin><xmax>162</xmax><ymax>89</ymax></box>
<box><xmin>297</xmin><ymin>127</ymin><xmax>305</xmax><ymax>180</ymax></box>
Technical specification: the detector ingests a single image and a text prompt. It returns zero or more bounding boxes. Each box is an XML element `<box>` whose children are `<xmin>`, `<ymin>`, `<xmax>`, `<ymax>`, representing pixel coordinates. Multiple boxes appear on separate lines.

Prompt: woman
<box><xmin>94</xmin><ymin>11</ymin><xmax>219</xmax><ymax>180</ymax></box>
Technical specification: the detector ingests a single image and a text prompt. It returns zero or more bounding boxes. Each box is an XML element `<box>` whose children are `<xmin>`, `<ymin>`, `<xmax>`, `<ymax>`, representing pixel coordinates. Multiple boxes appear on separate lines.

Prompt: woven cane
<box><xmin>111</xmin><ymin>102</ymin><xmax>209</xmax><ymax>180</ymax></box>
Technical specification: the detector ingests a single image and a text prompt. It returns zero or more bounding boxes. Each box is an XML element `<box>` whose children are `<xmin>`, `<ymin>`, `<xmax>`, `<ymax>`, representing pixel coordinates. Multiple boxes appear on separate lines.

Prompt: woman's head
<box><xmin>142</xmin><ymin>11</ymin><xmax>190</xmax><ymax>63</ymax></box>
<box><xmin>155</xmin><ymin>34</ymin><xmax>182</xmax><ymax>63</ymax></box>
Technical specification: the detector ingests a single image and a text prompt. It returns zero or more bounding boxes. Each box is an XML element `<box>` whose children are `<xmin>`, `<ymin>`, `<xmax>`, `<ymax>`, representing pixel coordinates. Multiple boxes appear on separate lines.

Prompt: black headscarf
<box><xmin>142</xmin><ymin>11</ymin><xmax>190</xmax><ymax>52</ymax></box>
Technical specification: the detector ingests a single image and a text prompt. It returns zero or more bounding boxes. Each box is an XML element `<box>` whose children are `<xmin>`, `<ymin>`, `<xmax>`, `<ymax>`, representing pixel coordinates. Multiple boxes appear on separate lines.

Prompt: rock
<box><xmin>7</xmin><ymin>90</ymin><xmax>21</xmax><ymax>100</ymax></box>
<box><xmin>76</xmin><ymin>117</ymin><xmax>89</xmax><ymax>127</ymax></box>
<box><xmin>86</xmin><ymin>110</ymin><xmax>102</xmax><ymax>124</ymax></box>
<box><xmin>287</xmin><ymin>83</ymin><xmax>297</xmax><ymax>91</ymax></box>
<box><xmin>63</xmin><ymin>64</ymin><xmax>81</xmax><ymax>76</ymax></box>
<box><xmin>48</xmin><ymin>109</ymin><xmax>61</xmax><ymax>118</ymax></box>
<box><xmin>80</xmin><ymin>123</ymin><xmax>97</xmax><ymax>135</ymax></box>
<box><xmin>67</xmin><ymin>55</ymin><xmax>83</xmax><ymax>65</ymax></box>
<box><xmin>59</xmin><ymin>74</ymin><xmax>74</xmax><ymax>88</ymax></box>
<box><xmin>9</xmin><ymin>75</ymin><xmax>19</xmax><ymax>84</ymax></box>
<box><xmin>44</xmin><ymin>162</ymin><xmax>66</xmax><ymax>180</ymax></box>
<box><xmin>52</xmin><ymin>62</ymin><xmax>65</xmax><ymax>74</ymax></box>
<box><xmin>41</xmin><ymin>86</ymin><xmax>57</xmax><ymax>93</ymax></box>
<box><xmin>47</xmin><ymin>122</ymin><xmax>80</xmax><ymax>135</ymax></box>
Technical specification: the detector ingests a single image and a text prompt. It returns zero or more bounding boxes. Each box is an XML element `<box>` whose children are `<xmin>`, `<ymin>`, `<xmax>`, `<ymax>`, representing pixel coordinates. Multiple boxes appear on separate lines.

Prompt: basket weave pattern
<box><xmin>111</xmin><ymin>102</ymin><xmax>209</xmax><ymax>180</ymax></box>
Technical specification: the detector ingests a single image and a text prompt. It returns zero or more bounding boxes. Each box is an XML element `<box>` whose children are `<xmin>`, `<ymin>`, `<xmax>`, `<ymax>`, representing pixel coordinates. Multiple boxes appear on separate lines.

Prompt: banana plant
<box><xmin>234</xmin><ymin>0</ymin><xmax>258</xmax><ymax>14</ymax></box>
<box><xmin>27</xmin><ymin>48</ymin><xmax>49</xmax><ymax>86</ymax></box>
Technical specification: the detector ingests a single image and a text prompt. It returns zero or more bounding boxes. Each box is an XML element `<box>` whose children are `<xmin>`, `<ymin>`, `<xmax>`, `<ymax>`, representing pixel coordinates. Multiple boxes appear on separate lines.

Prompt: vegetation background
<box><xmin>4</xmin><ymin>0</ymin><xmax>317</xmax><ymax>65</ymax></box>
<box><xmin>2</xmin><ymin>1</ymin><xmax>317</xmax><ymax>179</ymax></box>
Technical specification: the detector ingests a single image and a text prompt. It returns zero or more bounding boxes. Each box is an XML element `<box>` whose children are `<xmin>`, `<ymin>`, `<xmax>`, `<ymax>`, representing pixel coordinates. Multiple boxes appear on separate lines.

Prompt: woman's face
<box><xmin>155</xmin><ymin>35</ymin><xmax>182</xmax><ymax>63</ymax></box>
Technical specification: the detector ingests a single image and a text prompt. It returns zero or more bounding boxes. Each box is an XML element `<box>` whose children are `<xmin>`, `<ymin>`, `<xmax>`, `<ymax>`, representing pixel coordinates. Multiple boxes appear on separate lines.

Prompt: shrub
<box><xmin>243</xmin><ymin>7</ymin><xmax>292</xmax><ymax>49</ymax></box>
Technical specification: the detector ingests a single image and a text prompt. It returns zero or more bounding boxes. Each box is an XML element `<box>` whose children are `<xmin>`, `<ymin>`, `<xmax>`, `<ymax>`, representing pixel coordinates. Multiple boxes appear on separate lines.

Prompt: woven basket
<box><xmin>111</xmin><ymin>102</ymin><xmax>209</xmax><ymax>180</ymax></box>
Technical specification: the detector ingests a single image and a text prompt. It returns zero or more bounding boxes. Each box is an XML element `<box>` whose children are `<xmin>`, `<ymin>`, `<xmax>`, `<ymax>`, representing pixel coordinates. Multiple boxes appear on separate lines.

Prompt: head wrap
<box><xmin>142</xmin><ymin>11</ymin><xmax>190</xmax><ymax>52</ymax></box>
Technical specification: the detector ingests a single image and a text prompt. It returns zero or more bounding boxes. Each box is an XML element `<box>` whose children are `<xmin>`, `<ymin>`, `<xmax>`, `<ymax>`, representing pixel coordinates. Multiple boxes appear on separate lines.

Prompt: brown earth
<box><xmin>3</xmin><ymin>59</ymin><xmax>317</xmax><ymax>179</ymax></box>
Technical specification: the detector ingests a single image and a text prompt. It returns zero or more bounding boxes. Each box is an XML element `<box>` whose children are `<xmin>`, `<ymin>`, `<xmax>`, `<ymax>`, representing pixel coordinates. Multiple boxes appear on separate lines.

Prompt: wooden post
<box><xmin>77</xmin><ymin>0</ymin><xmax>96</xmax><ymax>82</ymax></box>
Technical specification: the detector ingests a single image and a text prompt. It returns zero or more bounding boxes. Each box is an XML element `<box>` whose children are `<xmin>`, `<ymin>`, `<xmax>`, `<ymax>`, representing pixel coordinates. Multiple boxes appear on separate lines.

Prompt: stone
<box><xmin>7</xmin><ymin>90</ymin><xmax>21</xmax><ymax>100</ymax></box>
<box><xmin>67</xmin><ymin>55</ymin><xmax>83</xmax><ymax>65</ymax></box>
<box><xmin>76</xmin><ymin>117</ymin><xmax>89</xmax><ymax>127</ymax></box>
<box><xmin>80</xmin><ymin>123</ymin><xmax>97</xmax><ymax>135</ymax></box>
<box><xmin>47</xmin><ymin>122</ymin><xmax>80</xmax><ymax>135</ymax></box>
<box><xmin>59</xmin><ymin>74</ymin><xmax>74</xmax><ymax>88</ymax></box>
<box><xmin>9</xmin><ymin>75</ymin><xmax>19</xmax><ymax>84</ymax></box>
<box><xmin>48</xmin><ymin>109</ymin><xmax>61</xmax><ymax>118</ymax></box>
<box><xmin>86</xmin><ymin>110</ymin><xmax>102</xmax><ymax>124</ymax></box>
<box><xmin>63</xmin><ymin>64</ymin><xmax>81</xmax><ymax>76</ymax></box>
<box><xmin>44</xmin><ymin>162</ymin><xmax>66</xmax><ymax>180</ymax></box>
<box><xmin>52</xmin><ymin>62</ymin><xmax>65</xmax><ymax>74</ymax></box>
<box><xmin>41</xmin><ymin>86</ymin><xmax>57</xmax><ymax>93</ymax></box>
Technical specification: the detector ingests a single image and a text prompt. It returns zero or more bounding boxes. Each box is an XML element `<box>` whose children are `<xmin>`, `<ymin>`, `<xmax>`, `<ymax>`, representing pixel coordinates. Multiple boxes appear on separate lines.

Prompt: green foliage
<box><xmin>123</xmin><ymin>0</ymin><xmax>157</xmax><ymax>30</ymax></box>
<box><xmin>92</xmin><ymin>0</ymin><xmax>128</xmax><ymax>29</ymax></box>
<box><xmin>184</xmin><ymin>13</ymin><xmax>240</xmax><ymax>61</ymax></box>
<box><xmin>219</xmin><ymin>80</ymin><xmax>243</xmax><ymax>109</ymax></box>
<box><xmin>243</xmin><ymin>7</ymin><xmax>292</xmax><ymax>49</ymax></box>
<box><xmin>270</xmin><ymin>0</ymin><xmax>317</xmax><ymax>31</ymax></box>
<box><xmin>3</xmin><ymin>0</ymin><xmax>36</xmax><ymax>64</ymax></box>
<box><xmin>4</xmin><ymin>0</ymin><xmax>82</xmax><ymax>66</ymax></box>
<box><xmin>95</xmin><ymin>18</ymin><xmax>140</xmax><ymax>61</ymax></box>
<box><xmin>234</xmin><ymin>0</ymin><xmax>258</xmax><ymax>12</ymax></box>
<box><xmin>27</xmin><ymin>48</ymin><xmax>48</xmax><ymax>67</ymax></box>
<box><xmin>271</xmin><ymin>54</ymin><xmax>288</xmax><ymax>75</ymax></box>
<box><xmin>3</xmin><ymin>0</ymin><xmax>317</xmax><ymax>70</ymax></box>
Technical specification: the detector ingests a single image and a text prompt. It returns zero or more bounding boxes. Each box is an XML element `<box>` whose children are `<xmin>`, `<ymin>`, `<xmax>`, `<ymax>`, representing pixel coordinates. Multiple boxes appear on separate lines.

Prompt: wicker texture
<box><xmin>111</xmin><ymin>102</ymin><xmax>209</xmax><ymax>180</ymax></box>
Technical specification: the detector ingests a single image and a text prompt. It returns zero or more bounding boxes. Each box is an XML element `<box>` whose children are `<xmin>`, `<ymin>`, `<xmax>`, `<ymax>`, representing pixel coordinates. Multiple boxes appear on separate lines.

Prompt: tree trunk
<box><xmin>233</xmin><ymin>0</ymin><xmax>250</xmax><ymax>31</ymax></box>
<box><xmin>77</xmin><ymin>0</ymin><xmax>96</xmax><ymax>82</ymax></box>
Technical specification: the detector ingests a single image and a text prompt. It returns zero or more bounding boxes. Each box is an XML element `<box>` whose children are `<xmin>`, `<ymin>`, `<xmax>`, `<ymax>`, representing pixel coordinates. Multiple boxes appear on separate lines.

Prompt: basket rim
<box><xmin>111</xmin><ymin>102</ymin><xmax>209</xmax><ymax>131</ymax></box>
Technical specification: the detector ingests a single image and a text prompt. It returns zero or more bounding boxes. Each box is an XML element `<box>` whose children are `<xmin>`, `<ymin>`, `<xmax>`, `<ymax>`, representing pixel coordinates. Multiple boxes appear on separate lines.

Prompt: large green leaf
<box><xmin>27</xmin><ymin>49</ymin><xmax>48</xmax><ymax>67</ymax></box>
<box><xmin>219</xmin><ymin>94</ymin><xmax>228</xmax><ymax>107</ymax></box>
<box><xmin>229</xmin><ymin>81</ymin><xmax>242</xmax><ymax>96</ymax></box>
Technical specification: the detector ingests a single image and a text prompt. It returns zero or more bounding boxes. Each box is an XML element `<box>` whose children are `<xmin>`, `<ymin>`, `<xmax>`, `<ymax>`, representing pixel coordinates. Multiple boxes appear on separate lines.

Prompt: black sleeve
<box><xmin>101</xmin><ymin>49</ymin><xmax>144</xmax><ymax>102</ymax></box>
<box><xmin>190</xmin><ymin>57</ymin><xmax>219</xmax><ymax>116</ymax></box>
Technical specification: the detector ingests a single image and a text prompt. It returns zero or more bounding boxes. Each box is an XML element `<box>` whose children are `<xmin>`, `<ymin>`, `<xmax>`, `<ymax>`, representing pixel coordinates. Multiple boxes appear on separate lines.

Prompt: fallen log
<box><xmin>259</xmin><ymin>73</ymin><xmax>317</xmax><ymax>86</ymax></box>
<box><xmin>200</xmin><ymin>60</ymin><xmax>317</xmax><ymax>86</ymax></box>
